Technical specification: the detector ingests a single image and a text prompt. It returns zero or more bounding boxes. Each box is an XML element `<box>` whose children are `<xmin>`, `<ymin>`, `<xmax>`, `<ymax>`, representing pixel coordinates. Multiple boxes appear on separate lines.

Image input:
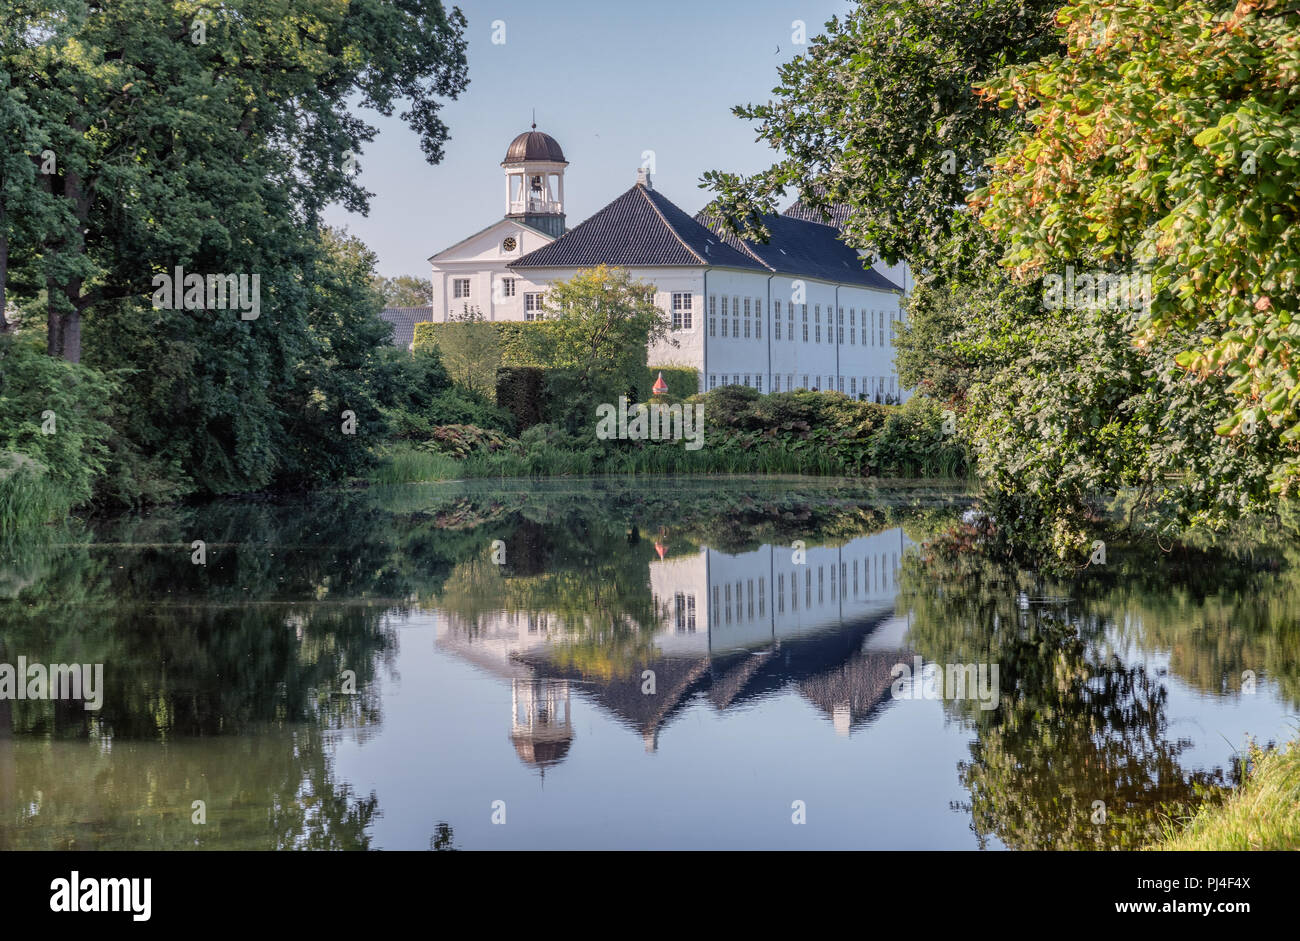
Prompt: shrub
<box><xmin>868</xmin><ymin>394</ymin><xmax>969</xmax><ymax>477</ymax></box>
<box><xmin>0</xmin><ymin>334</ymin><xmax>115</xmax><ymax>524</ymax></box>
<box><xmin>496</xmin><ymin>367</ymin><xmax>546</xmax><ymax>430</ymax></box>
<box><xmin>416</xmin><ymin>424</ymin><xmax>519</xmax><ymax>459</ymax></box>
<box><xmin>427</xmin><ymin>388</ymin><xmax>517</xmax><ymax>434</ymax></box>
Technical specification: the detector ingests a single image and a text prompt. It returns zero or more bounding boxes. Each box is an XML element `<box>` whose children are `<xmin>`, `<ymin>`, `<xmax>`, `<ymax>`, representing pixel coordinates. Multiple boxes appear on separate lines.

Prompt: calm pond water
<box><xmin>1</xmin><ymin>477</ymin><xmax>1296</xmax><ymax>850</ymax></box>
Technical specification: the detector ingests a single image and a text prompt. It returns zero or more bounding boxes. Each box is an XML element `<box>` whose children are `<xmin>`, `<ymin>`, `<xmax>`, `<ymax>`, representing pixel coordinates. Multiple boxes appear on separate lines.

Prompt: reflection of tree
<box><xmin>900</xmin><ymin>531</ymin><xmax>1235</xmax><ymax>849</ymax></box>
<box><xmin>0</xmin><ymin>723</ymin><xmax>376</xmax><ymax>850</ymax></box>
<box><xmin>1080</xmin><ymin>548</ymin><xmax>1300</xmax><ymax>708</ymax></box>
<box><xmin>0</xmin><ymin>494</ymin><xmax>451</xmax><ymax>849</ymax></box>
<box><xmin>0</xmin><ymin>479</ymin><xmax>973</xmax><ymax>848</ymax></box>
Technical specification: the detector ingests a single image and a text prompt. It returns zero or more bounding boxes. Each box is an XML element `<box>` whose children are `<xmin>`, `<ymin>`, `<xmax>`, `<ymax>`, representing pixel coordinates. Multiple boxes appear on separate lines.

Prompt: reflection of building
<box><xmin>649</xmin><ymin>528</ymin><xmax>908</xmax><ymax>654</ymax></box>
<box><xmin>433</xmin><ymin>528</ymin><xmax>913</xmax><ymax>770</ymax></box>
<box><xmin>509</xmin><ymin>678</ymin><xmax>574</xmax><ymax>774</ymax></box>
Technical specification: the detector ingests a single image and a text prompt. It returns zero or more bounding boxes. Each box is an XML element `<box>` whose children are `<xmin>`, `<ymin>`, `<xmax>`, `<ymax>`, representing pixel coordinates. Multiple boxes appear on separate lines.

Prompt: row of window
<box><xmin>710</xmin><ymin>555</ymin><xmax>900</xmax><ymax>624</ymax></box>
<box><xmin>708</xmin><ymin>374</ymin><xmax>898</xmax><ymax>397</ymax></box>
<box><xmin>447</xmin><ymin>286</ymin><xmax>898</xmax><ymax>346</ymax></box>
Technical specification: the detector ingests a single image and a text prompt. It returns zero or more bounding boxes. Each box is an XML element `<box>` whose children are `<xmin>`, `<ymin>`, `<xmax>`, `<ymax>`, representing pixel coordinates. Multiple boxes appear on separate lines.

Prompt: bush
<box><xmin>427</xmin><ymin>388</ymin><xmax>517</xmax><ymax>434</ymax></box>
<box><xmin>868</xmin><ymin>394</ymin><xmax>969</xmax><ymax>477</ymax></box>
<box><xmin>0</xmin><ymin>334</ymin><xmax>115</xmax><ymax>524</ymax></box>
<box><xmin>496</xmin><ymin>366</ymin><xmax>546</xmax><ymax>430</ymax></box>
<box><xmin>416</xmin><ymin>424</ymin><xmax>519</xmax><ymax>459</ymax></box>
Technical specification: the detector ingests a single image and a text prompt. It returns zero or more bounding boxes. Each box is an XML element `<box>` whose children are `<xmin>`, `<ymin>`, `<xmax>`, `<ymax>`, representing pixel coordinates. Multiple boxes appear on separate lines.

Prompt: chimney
<box><xmin>636</xmin><ymin>167</ymin><xmax>652</xmax><ymax>189</ymax></box>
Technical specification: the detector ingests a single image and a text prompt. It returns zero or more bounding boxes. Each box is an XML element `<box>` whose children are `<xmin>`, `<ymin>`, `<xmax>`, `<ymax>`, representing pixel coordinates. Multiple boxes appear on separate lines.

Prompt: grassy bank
<box><xmin>0</xmin><ymin>455</ymin><xmax>81</xmax><ymax>540</ymax></box>
<box><xmin>1153</xmin><ymin>740</ymin><xmax>1300</xmax><ymax>850</ymax></box>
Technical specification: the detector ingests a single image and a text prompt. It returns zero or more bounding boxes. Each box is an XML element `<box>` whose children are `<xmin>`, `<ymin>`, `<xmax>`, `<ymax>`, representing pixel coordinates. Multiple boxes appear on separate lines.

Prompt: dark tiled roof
<box><xmin>510</xmin><ymin>184</ymin><xmax>769</xmax><ymax>271</ymax></box>
<box><xmin>696</xmin><ymin>210</ymin><xmax>902</xmax><ymax>292</ymax></box>
<box><xmin>783</xmin><ymin>198</ymin><xmax>855</xmax><ymax>228</ymax></box>
<box><xmin>379</xmin><ymin>306</ymin><xmax>431</xmax><ymax>350</ymax></box>
<box><xmin>503</xmin><ymin>130</ymin><xmax>566</xmax><ymax>164</ymax></box>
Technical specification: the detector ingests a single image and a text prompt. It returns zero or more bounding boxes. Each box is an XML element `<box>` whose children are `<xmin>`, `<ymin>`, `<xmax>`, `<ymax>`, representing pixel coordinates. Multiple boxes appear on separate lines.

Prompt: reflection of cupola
<box><xmin>502</xmin><ymin>123</ymin><xmax>567</xmax><ymax>238</ymax></box>
<box><xmin>509</xmin><ymin>677</ymin><xmax>574</xmax><ymax>774</ymax></box>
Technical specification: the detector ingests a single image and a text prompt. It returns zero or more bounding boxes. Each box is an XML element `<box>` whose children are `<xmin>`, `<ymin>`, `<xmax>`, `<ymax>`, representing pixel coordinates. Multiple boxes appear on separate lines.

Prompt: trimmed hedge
<box><xmin>496</xmin><ymin>366</ymin><xmax>546</xmax><ymax>431</ymax></box>
<box><xmin>413</xmin><ymin>320</ymin><xmax>560</xmax><ymax>368</ymax></box>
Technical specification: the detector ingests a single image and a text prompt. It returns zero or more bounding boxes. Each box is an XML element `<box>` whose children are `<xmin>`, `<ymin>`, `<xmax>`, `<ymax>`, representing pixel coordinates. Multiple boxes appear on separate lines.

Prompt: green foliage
<box><xmin>0</xmin><ymin>334</ymin><xmax>114</xmax><ymax>526</ymax></box>
<box><xmin>0</xmin><ymin>0</ymin><xmax>469</xmax><ymax>505</ymax></box>
<box><xmin>700</xmin><ymin>0</ymin><xmax>1063</xmax><ymax>275</ymax></box>
<box><xmin>0</xmin><ymin>454</ymin><xmax>73</xmax><ymax>539</ymax></box>
<box><xmin>977</xmin><ymin>0</ymin><xmax>1300</xmax><ymax>489</ymax></box>
<box><xmin>372</xmin><ymin>274</ymin><xmax>432</xmax><ymax>307</ymax></box>
<box><xmin>367</xmin><ymin>445</ymin><xmax>461</xmax><ymax>484</ymax></box>
<box><xmin>1155</xmin><ymin>741</ymin><xmax>1300</xmax><ymax>850</ymax></box>
<box><xmin>426</xmin><ymin>389</ymin><xmax>517</xmax><ymax>434</ymax></box>
<box><xmin>371</xmin><ymin>347</ymin><xmax>453</xmax><ymax>419</ymax></box>
<box><xmin>495</xmin><ymin>366</ymin><xmax>546</xmax><ymax>430</ymax></box>
<box><xmin>413</xmin><ymin>320</ymin><xmax>560</xmax><ymax>368</ymax></box>
<box><xmin>428</xmin><ymin>305</ymin><xmax>501</xmax><ymax>396</ymax></box>
<box><xmin>869</xmin><ymin>395</ymin><xmax>968</xmax><ymax>478</ymax></box>
<box><xmin>416</xmin><ymin>425</ymin><xmax>519</xmax><ymax>460</ymax></box>
<box><xmin>376</xmin><ymin>387</ymin><xmax>968</xmax><ymax>481</ymax></box>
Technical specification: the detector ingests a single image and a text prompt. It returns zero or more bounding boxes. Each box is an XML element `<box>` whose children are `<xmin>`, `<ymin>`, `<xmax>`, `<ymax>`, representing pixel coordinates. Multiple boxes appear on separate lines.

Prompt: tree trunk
<box><xmin>45</xmin><ymin>140</ymin><xmax>89</xmax><ymax>362</ymax></box>
<box><xmin>46</xmin><ymin>278</ymin><xmax>62</xmax><ymax>355</ymax></box>
<box><xmin>0</xmin><ymin>195</ymin><xmax>9</xmax><ymax>333</ymax></box>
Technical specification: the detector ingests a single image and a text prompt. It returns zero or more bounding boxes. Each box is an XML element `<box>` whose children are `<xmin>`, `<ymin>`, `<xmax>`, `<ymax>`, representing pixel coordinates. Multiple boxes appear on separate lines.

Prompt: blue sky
<box><xmin>323</xmin><ymin>0</ymin><xmax>857</xmax><ymax>277</ymax></box>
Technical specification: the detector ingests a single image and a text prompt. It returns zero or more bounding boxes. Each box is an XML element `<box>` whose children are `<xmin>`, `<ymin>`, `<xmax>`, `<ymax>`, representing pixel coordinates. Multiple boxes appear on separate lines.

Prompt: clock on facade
<box><xmin>502</xmin><ymin>236</ymin><xmax>517</xmax><ymax>252</ymax></box>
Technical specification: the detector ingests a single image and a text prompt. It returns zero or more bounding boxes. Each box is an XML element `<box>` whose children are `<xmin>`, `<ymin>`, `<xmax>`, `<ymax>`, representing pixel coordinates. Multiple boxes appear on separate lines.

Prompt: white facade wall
<box><xmin>429</xmin><ymin>220</ymin><xmax>555</xmax><ymax>323</ymax></box>
<box><xmin>436</xmin><ymin>249</ymin><xmax>907</xmax><ymax>399</ymax></box>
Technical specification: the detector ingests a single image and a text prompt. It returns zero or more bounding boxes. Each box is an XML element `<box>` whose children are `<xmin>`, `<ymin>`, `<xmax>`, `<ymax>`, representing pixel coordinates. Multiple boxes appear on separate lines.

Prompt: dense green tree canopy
<box><xmin>0</xmin><ymin>0</ymin><xmax>469</xmax><ymax>504</ymax></box>
<box><xmin>701</xmin><ymin>0</ymin><xmax>1062</xmax><ymax>275</ymax></box>
<box><xmin>976</xmin><ymin>0</ymin><xmax>1300</xmax><ymax>488</ymax></box>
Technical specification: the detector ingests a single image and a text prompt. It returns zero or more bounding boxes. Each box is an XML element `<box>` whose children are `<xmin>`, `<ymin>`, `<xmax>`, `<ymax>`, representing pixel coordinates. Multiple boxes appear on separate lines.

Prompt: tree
<box><xmin>536</xmin><ymin>265</ymin><xmax>670</xmax><ymax>405</ymax></box>
<box><xmin>700</xmin><ymin>0</ymin><xmax>1063</xmax><ymax>276</ymax></box>
<box><xmin>0</xmin><ymin>0</ymin><xmax>470</xmax><ymax>501</ymax></box>
<box><xmin>3</xmin><ymin>0</ymin><xmax>468</xmax><ymax>364</ymax></box>
<box><xmin>435</xmin><ymin>304</ymin><xmax>500</xmax><ymax>396</ymax></box>
<box><xmin>976</xmin><ymin>0</ymin><xmax>1300</xmax><ymax>490</ymax></box>
<box><xmin>372</xmin><ymin>274</ymin><xmax>433</xmax><ymax>308</ymax></box>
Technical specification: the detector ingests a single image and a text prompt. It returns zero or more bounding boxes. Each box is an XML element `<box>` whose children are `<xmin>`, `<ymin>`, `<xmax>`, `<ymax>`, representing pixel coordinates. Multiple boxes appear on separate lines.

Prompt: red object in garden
<box><xmin>652</xmin><ymin>371</ymin><xmax>668</xmax><ymax>396</ymax></box>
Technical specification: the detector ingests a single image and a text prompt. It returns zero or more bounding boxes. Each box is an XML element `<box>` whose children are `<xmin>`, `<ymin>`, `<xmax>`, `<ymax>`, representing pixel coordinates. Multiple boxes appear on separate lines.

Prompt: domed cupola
<box><xmin>502</xmin><ymin>121</ymin><xmax>568</xmax><ymax>238</ymax></box>
<box><xmin>504</xmin><ymin>129</ymin><xmax>566</xmax><ymax>164</ymax></box>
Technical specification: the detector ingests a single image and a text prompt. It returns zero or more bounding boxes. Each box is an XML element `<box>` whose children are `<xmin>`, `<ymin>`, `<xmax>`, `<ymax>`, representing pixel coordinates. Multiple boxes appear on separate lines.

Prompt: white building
<box><xmin>402</xmin><ymin>126</ymin><xmax>908</xmax><ymax>401</ymax></box>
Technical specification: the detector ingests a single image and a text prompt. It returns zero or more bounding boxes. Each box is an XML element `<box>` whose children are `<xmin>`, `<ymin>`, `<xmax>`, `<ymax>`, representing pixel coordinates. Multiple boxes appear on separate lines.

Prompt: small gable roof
<box><xmin>379</xmin><ymin>306</ymin><xmax>431</xmax><ymax>350</ymax></box>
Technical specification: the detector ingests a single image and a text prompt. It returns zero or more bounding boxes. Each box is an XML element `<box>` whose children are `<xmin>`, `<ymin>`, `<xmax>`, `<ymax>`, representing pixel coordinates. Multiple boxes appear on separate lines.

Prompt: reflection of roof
<box><xmin>797</xmin><ymin>649</ymin><xmax>908</xmax><ymax>732</ymax></box>
<box><xmin>515</xmin><ymin>654</ymin><xmax>711</xmax><ymax>745</ymax></box>
<box><xmin>510</xmin><ymin>736</ymin><xmax>573</xmax><ymax>768</ymax></box>
<box><xmin>513</xmin><ymin>610</ymin><xmax>905</xmax><ymax>745</ymax></box>
<box><xmin>504</xmin><ymin>129</ymin><xmax>567</xmax><ymax>164</ymax></box>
